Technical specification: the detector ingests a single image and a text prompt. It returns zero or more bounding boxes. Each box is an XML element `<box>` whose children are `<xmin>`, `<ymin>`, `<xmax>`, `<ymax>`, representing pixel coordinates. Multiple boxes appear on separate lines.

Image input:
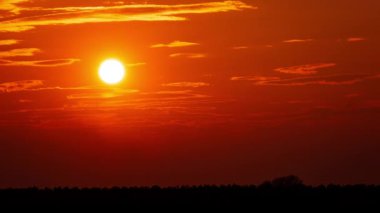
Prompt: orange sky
<box><xmin>0</xmin><ymin>0</ymin><xmax>379</xmax><ymax>187</ymax></box>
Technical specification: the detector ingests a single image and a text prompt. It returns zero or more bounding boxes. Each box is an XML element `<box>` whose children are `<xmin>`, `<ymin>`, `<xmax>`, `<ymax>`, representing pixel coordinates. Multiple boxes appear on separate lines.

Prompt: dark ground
<box><xmin>1</xmin><ymin>176</ymin><xmax>379</xmax><ymax>210</ymax></box>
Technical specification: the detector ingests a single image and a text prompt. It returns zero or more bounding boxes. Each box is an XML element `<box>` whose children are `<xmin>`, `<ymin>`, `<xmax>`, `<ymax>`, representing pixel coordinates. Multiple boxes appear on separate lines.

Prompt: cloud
<box><xmin>0</xmin><ymin>80</ymin><xmax>43</xmax><ymax>93</ymax></box>
<box><xmin>151</xmin><ymin>41</ymin><xmax>199</xmax><ymax>48</ymax></box>
<box><xmin>0</xmin><ymin>81</ymin><xmax>136</xmax><ymax>96</ymax></box>
<box><xmin>169</xmin><ymin>53</ymin><xmax>206</xmax><ymax>59</ymax></box>
<box><xmin>68</xmin><ymin>89</ymin><xmax>212</xmax><ymax>109</ymax></box>
<box><xmin>0</xmin><ymin>80</ymin><xmax>87</xmax><ymax>93</ymax></box>
<box><xmin>283</xmin><ymin>39</ymin><xmax>314</xmax><ymax>43</ymax></box>
<box><xmin>231</xmin><ymin>76</ymin><xmax>280</xmax><ymax>82</ymax></box>
<box><xmin>0</xmin><ymin>0</ymin><xmax>28</xmax><ymax>17</ymax></box>
<box><xmin>0</xmin><ymin>88</ymin><xmax>228</xmax><ymax>128</ymax></box>
<box><xmin>67</xmin><ymin>89</ymin><xmax>139</xmax><ymax>100</ymax></box>
<box><xmin>0</xmin><ymin>58</ymin><xmax>80</xmax><ymax>67</ymax></box>
<box><xmin>162</xmin><ymin>82</ymin><xmax>210</xmax><ymax>88</ymax></box>
<box><xmin>347</xmin><ymin>37</ymin><xmax>366</xmax><ymax>42</ymax></box>
<box><xmin>0</xmin><ymin>1</ymin><xmax>256</xmax><ymax>32</ymax></box>
<box><xmin>231</xmin><ymin>73</ymin><xmax>380</xmax><ymax>86</ymax></box>
<box><xmin>0</xmin><ymin>48</ymin><xmax>40</xmax><ymax>58</ymax></box>
<box><xmin>287</xmin><ymin>100</ymin><xmax>313</xmax><ymax>104</ymax></box>
<box><xmin>232</xmin><ymin>46</ymin><xmax>249</xmax><ymax>50</ymax></box>
<box><xmin>275</xmin><ymin>63</ymin><xmax>336</xmax><ymax>75</ymax></box>
<box><xmin>0</xmin><ymin>39</ymin><xmax>20</xmax><ymax>46</ymax></box>
<box><xmin>0</xmin><ymin>47</ymin><xmax>80</xmax><ymax>67</ymax></box>
<box><xmin>126</xmin><ymin>62</ymin><xmax>146</xmax><ymax>67</ymax></box>
<box><xmin>18</xmin><ymin>99</ymin><xmax>32</xmax><ymax>103</ymax></box>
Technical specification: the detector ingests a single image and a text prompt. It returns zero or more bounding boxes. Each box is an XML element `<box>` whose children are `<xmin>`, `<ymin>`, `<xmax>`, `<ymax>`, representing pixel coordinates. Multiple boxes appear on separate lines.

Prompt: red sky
<box><xmin>0</xmin><ymin>0</ymin><xmax>379</xmax><ymax>187</ymax></box>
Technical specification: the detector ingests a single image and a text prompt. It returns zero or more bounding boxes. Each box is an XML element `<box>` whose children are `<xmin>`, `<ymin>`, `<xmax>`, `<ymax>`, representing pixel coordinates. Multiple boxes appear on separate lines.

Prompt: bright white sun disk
<box><xmin>98</xmin><ymin>59</ymin><xmax>126</xmax><ymax>84</ymax></box>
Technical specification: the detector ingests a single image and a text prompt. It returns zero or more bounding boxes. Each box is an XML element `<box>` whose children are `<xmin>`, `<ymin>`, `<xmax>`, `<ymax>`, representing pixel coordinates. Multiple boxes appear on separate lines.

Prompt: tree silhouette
<box><xmin>271</xmin><ymin>175</ymin><xmax>304</xmax><ymax>188</ymax></box>
<box><xmin>0</xmin><ymin>175</ymin><xmax>379</xmax><ymax>209</ymax></box>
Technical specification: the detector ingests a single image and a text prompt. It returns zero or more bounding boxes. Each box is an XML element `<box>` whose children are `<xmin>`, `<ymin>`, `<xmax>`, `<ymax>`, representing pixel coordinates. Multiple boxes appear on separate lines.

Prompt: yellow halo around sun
<box><xmin>98</xmin><ymin>59</ymin><xmax>126</xmax><ymax>85</ymax></box>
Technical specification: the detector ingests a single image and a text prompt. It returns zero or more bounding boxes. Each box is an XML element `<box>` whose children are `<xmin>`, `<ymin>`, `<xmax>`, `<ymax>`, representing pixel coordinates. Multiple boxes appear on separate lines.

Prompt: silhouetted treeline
<box><xmin>1</xmin><ymin>176</ymin><xmax>379</xmax><ymax>210</ymax></box>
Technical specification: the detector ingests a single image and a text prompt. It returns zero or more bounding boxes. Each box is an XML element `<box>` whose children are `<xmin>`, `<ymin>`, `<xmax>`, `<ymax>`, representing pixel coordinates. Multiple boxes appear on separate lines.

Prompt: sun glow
<box><xmin>98</xmin><ymin>59</ymin><xmax>126</xmax><ymax>85</ymax></box>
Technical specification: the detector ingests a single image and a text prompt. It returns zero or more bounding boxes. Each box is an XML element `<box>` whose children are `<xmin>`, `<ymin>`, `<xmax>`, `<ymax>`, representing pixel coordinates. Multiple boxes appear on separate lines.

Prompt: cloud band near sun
<box><xmin>0</xmin><ymin>1</ymin><xmax>256</xmax><ymax>32</ymax></box>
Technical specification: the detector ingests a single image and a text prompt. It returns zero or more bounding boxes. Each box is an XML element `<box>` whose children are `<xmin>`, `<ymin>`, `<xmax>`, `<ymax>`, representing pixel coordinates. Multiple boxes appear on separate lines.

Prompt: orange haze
<box><xmin>0</xmin><ymin>0</ymin><xmax>379</xmax><ymax>187</ymax></box>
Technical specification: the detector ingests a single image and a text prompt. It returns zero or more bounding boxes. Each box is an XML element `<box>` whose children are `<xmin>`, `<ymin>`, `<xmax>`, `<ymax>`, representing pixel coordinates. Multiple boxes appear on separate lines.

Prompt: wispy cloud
<box><xmin>169</xmin><ymin>53</ymin><xmax>206</xmax><ymax>59</ymax></box>
<box><xmin>162</xmin><ymin>82</ymin><xmax>210</xmax><ymax>88</ymax></box>
<box><xmin>283</xmin><ymin>39</ymin><xmax>314</xmax><ymax>43</ymax></box>
<box><xmin>231</xmin><ymin>76</ymin><xmax>280</xmax><ymax>82</ymax></box>
<box><xmin>126</xmin><ymin>62</ymin><xmax>146</xmax><ymax>67</ymax></box>
<box><xmin>0</xmin><ymin>58</ymin><xmax>80</xmax><ymax>67</ymax></box>
<box><xmin>0</xmin><ymin>47</ymin><xmax>80</xmax><ymax>67</ymax></box>
<box><xmin>275</xmin><ymin>63</ymin><xmax>336</xmax><ymax>75</ymax></box>
<box><xmin>0</xmin><ymin>80</ymin><xmax>43</xmax><ymax>93</ymax></box>
<box><xmin>0</xmin><ymin>88</ymin><xmax>230</xmax><ymax>128</ymax></box>
<box><xmin>231</xmin><ymin>73</ymin><xmax>380</xmax><ymax>86</ymax></box>
<box><xmin>232</xmin><ymin>46</ymin><xmax>249</xmax><ymax>50</ymax></box>
<box><xmin>347</xmin><ymin>37</ymin><xmax>366</xmax><ymax>42</ymax></box>
<box><xmin>0</xmin><ymin>0</ymin><xmax>28</xmax><ymax>17</ymax></box>
<box><xmin>0</xmin><ymin>39</ymin><xmax>20</xmax><ymax>46</ymax></box>
<box><xmin>0</xmin><ymin>1</ymin><xmax>256</xmax><ymax>32</ymax></box>
<box><xmin>287</xmin><ymin>100</ymin><xmax>313</xmax><ymax>104</ymax></box>
<box><xmin>151</xmin><ymin>41</ymin><xmax>199</xmax><ymax>48</ymax></box>
<box><xmin>0</xmin><ymin>48</ymin><xmax>40</xmax><ymax>58</ymax></box>
<box><xmin>67</xmin><ymin>89</ymin><xmax>139</xmax><ymax>100</ymax></box>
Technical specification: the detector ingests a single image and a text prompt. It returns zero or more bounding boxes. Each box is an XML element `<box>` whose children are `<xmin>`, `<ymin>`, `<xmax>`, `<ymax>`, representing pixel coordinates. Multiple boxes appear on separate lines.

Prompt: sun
<box><xmin>98</xmin><ymin>59</ymin><xmax>126</xmax><ymax>85</ymax></box>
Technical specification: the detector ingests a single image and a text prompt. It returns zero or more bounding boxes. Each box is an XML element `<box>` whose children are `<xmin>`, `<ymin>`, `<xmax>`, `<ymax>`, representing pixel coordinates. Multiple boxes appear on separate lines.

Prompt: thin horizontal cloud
<box><xmin>2</xmin><ymin>86</ymin><xmax>139</xmax><ymax>99</ymax></box>
<box><xmin>275</xmin><ymin>63</ymin><xmax>336</xmax><ymax>75</ymax></box>
<box><xmin>3</xmin><ymin>93</ymin><xmax>227</xmax><ymax>129</ymax></box>
<box><xmin>347</xmin><ymin>37</ymin><xmax>366</xmax><ymax>42</ymax></box>
<box><xmin>170</xmin><ymin>53</ymin><xmax>206</xmax><ymax>59</ymax></box>
<box><xmin>151</xmin><ymin>41</ymin><xmax>199</xmax><ymax>48</ymax></box>
<box><xmin>162</xmin><ymin>82</ymin><xmax>210</xmax><ymax>88</ymax></box>
<box><xmin>0</xmin><ymin>1</ymin><xmax>256</xmax><ymax>32</ymax></box>
<box><xmin>148</xmin><ymin>90</ymin><xmax>198</xmax><ymax>95</ymax></box>
<box><xmin>283</xmin><ymin>39</ymin><xmax>314</xmax><ymax>43</ymax></box>
<box><xmin>287</xmin><ymin>100</ymin><xmax>313</xmax><ymax>104</ymax></box>
<box><xmin>0</xmin><ymin>80</ymin><xmax>43</xmax><ymax>93</ymax></box>
<box><xmin>0</xmin><ymin>58</ymin><xmax>80</xmax><ymax>67</ymax></box>
<box><xmin>0</xmin><ymin>83</ymin><xmax>230</xmax><ymax>128</ymax></box>
<box><xmin>231</xmin><ymin>76</ymin><xmax>280</xmax><ymax>82</ymax></box>
<box><xmin>0</xmin><ymin>46</ymin><xmax>80</xmax><ymax>67</ymax></box>
<box><xmin>0</xmin><ymin>80</ymin><xmax>87</xmax><ymax>93</ymax></box>
<box><xmin>0</xmin><ymin>39</ymin><xmax>20</xmax><ymax>46</ymax></box>
<box><xmin>232</xmin><ymin>46</ymin><xmax>249</xmax><ymax>50</ymax></box>
<box><xmin>18</xmin><ymin>99</ymin><xmax>32</xmax><ymax>103</ymax></box>
<box><xmin>126</xmin><ymin>62</ymin><xmax>146</xmax><ymax>67</ymax></box>
<box><xmin>67</xmin><ymin>89</ymin><xmax>139</xmax><ymax>100</ymax></box>
<box><xmin>86</xmin><ymin>90</ymin><xmax>213</xmax><ymax>109</ymax></box>
<box><xmin>0</xmin><ymin>48</ymin><xmax>40</xmax><ymax>58</ymax></box>
<box><xmin>231</xmin><ymin>73</ymin><xmax>380</xmax><ymax>86</ymax></box>
<box><xmin>8</xmin><ymin>85</ymin><xmax>139</xmax><ymax>93</ymax></box>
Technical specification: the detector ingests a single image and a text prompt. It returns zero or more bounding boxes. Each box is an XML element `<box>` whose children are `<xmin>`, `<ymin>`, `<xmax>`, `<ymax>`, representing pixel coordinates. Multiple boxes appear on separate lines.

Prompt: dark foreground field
<box><xmin>1</xmin><ymin>176</ymin><xmax>379</xmax><ymax>209</ymax></box>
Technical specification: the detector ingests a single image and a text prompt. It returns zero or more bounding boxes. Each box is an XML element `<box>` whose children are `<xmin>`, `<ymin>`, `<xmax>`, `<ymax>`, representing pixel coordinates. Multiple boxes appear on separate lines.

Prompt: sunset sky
<box><xmin>0</xmin><ymin>0</ymin><xmax>379</xmax><ymax>187</ymax></box>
